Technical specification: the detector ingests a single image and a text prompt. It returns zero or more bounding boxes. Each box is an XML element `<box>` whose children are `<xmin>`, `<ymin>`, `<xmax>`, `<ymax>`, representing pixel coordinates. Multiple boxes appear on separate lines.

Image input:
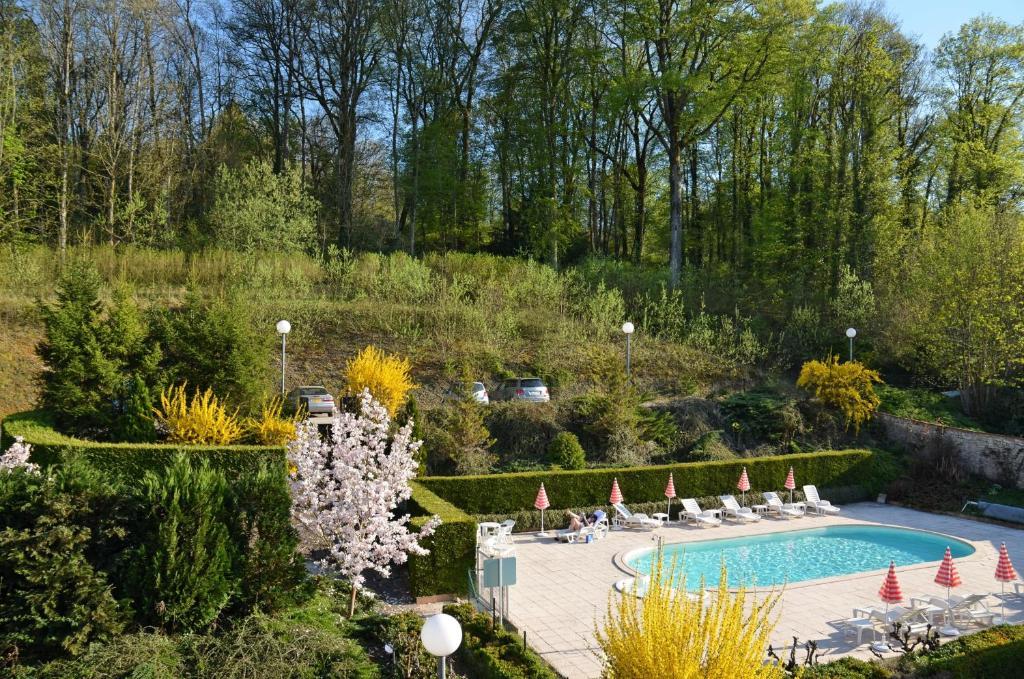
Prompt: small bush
<box><xmin>244</xmin><ymin>397</ymin><xmax>299</xmax><ymax>445</ymax></box>
<box><xmin>548</xmin><ymin>432</ymin><xmax>585</xmax><ymax>469</ymax></box>
<box><xmin>344</xmin><ymin>345</ymin><xmax>415</xmax><ymax>416</ymax></box>
<box><xmin>155</xmin><ymin>384</ymin><xmax>243</xmax><ymax>445</ymax></box>
<box><xmin>797</xmin><ymin>356</ymin><xmax>882</xmax><ymax>432</ymax></box>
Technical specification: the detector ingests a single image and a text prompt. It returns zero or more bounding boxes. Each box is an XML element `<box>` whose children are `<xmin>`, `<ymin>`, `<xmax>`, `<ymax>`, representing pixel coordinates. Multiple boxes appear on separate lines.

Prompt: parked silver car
<box><xmin>443</xmin><ymin>381</ymin><xmax>490</xmax><ymax>404</ymax></box>
<box><xmin>286</xmin><ymin>386</ymin><xmax>335</xmax><ymax>416</ymax></box>
<box><xmin>492</xmin><ymin>377</ymin><xmax>550</xmax><ymax>403</ymax></box>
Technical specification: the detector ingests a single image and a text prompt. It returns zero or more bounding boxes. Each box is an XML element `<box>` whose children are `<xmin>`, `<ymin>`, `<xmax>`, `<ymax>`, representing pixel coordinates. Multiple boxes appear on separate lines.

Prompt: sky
<box><xmin>880</xmin><ymin>0</ymin><xmax>1024</xmax><ymax>47</ymax></box>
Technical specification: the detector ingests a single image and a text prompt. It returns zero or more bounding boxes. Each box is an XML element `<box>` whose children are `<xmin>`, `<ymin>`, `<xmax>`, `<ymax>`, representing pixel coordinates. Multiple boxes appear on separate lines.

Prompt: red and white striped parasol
<box><xmin>878</xmin><ymin>561</ymin><xmax>904</xmax><ymax>605</ymax></box>
<box><xmin>784</xmin><ymin>466</ymin><xmax>796</xmax><ymax>504</ymax></box>
<box><xmin>664</xmin><ymin>473</ymin><xmax>676</xmax><ymax>518</ymax></box>
<box><xmin>609</xmin><ymin>478</ymin><xmax>623</xmax><ymax>505</ymax></box>
<box><xmin>737</xmin><ymin>467</ymin><xmax>750</xmax><ymax>506</ymax></box>
<box><xmin>995</xmin><ymin>542</ymin><xmax>1018</xmax><ymax>622</ymax></box>
<box><xmin>534</xmin><ymin>483</ymin><xmax>551</xmax><ymax>536</ymax></box>
<box><xmin>874</xmin><ymin>561</ymin><xmax>904</xmax><ymax>652</ymax></box>
<box><xmin>995</xmin><ymin>542</ymin><xmax>1018</xmax><ymax>583</ymax></box>
<box><xmin>934</xmin><ymin>546</ymin><xmax>962</xmax><ymax>600</ymax></box>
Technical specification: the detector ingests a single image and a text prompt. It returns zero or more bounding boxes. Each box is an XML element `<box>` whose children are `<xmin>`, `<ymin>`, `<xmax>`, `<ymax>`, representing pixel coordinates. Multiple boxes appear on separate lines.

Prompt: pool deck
<box><xmin>502</xmin><ymin>503</ymin><xmax>1024</xmax><ymax>679</ymax></box>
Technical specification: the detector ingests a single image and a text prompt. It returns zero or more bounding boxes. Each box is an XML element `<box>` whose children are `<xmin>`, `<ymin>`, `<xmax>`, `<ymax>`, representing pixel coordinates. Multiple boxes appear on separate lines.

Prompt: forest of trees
<box><xmin>3</xmin><ymin>0</ymin><xmax>1022</xmax><ymax>263</ymax></box>
<box><xmin>2</xmin><ymin>0</ymin><xmax>1024</xmax><ymax>406</ymax></box>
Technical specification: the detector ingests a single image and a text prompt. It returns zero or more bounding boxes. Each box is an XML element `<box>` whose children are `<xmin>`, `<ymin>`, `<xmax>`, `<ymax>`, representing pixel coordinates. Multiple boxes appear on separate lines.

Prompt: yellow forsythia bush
<box><xmin>245</xmin><ymin>396</ymin><xmax>301</xmax><ymax>445</ymax></box>
<box><xmin>797</xmin><ymin>355</ymin><xmax>882</xmax><ymax>432</ymax></box>
<box><xmin>344</xmin><ymin>345</ymin><xmax>415</xmax><ymax>415</ymax></box>
<box><xmin>154</xmin><ymin>384</ymin><xmax>243</xmax><ymax>445</ymax></box>
<box><xmin>597</xmin><ymin>556</ymin><xmax>781</xmax><ymax>678</ymax></box>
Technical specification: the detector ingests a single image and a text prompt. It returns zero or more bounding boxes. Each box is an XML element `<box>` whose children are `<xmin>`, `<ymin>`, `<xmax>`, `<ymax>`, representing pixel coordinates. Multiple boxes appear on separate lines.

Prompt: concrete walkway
<box><xmin>502</xmin><ymin>503</ymin><xmax>1024</xmax><ymax>679</ymax></box>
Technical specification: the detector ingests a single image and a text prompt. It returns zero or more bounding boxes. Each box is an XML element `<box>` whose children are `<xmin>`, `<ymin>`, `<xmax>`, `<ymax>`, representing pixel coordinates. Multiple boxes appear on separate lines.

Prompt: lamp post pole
<box><xmin>622</xmin><ymin>321</ymin><xmax>635</xmax><ymax>378</ymax></box>
<box><xmin>276</xmin><ymin>320</ymin><xmax>291</xmax><ymax>394</ymax></box>
<box><xmin>846</xmin><ymin>327</ymin><xmax>857</xmax><ymax>363</ymax></box>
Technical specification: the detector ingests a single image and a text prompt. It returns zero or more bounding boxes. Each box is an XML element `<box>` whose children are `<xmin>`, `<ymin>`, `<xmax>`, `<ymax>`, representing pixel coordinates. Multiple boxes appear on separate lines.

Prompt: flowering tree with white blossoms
<box><xmin>287</xmin><ymin>389</ymin><xmax>440</xmax><ymax>615</ymax></box>
<box><xmin>0</xmin><ymin>436</ymin><xmax>39</xmax><ymax>474</ymax></box>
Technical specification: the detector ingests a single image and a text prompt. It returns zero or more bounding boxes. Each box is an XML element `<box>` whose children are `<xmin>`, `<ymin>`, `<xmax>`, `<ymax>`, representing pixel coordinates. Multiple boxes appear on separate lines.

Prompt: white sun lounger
<box><xmin>928</xmin><ymin>594</ymin><xmax>996</xmax><ymax>628</ymax></box>
<box><xmin>719</xmin><ymin>495</ymin><xmax>761</xmax><ymax>522</ymax></box>
<box><xmin>803</xmin><ymin>485</ymin><xmax>840</xmax><ymax>515</ymax></box>
<box><xmin>612</xmin><ymin>503</ymin><xmax>661</xmax><ymax>529</ymax></box>
<box><xmin>680</xmin><ymin>498</ymin><xmax>722</xmax><ymax>527</ymax></box>
<box><xmin>763</xmin><ymin>492</ymin><xmax>804</xmax><ymax>519</ymax></box>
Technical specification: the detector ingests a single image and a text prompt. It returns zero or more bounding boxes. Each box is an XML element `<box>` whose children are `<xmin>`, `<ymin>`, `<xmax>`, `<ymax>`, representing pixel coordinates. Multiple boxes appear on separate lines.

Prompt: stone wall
<box><xmin>875</xmin><ymin>412</ymin><xmax>1024</xmax><ymax>489</ymax></box>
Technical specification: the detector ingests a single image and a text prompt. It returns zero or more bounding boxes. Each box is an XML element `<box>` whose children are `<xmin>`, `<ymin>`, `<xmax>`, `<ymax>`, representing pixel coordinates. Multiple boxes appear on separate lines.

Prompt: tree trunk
<box><xmin>668</xmin><ymin>124</ymin><xmax>683</xmax><ymax>288</ymax></box>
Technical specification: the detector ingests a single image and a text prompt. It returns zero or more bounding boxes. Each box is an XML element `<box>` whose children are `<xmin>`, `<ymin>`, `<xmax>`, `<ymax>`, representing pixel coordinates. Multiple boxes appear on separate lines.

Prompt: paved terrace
<box><xmin>502</xmin><ymin>503</ymin><xmax>1024</xmax><ymax>679</ymax></box>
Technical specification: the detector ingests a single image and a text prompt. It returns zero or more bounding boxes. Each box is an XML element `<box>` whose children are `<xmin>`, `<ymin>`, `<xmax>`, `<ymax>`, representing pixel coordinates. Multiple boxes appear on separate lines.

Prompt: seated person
<box><xmin>566</xmin><ymin>511</ymin><xmax>586</xmax><ymax>532</ymax></box>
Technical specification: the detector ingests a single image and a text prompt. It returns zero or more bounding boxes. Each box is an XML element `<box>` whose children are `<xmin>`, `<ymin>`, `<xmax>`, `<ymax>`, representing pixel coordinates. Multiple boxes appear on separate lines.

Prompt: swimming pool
<box><xmin>624</xmin><ymin>525</ymin><xmax>975</xmax><ymax>590</ymax></box>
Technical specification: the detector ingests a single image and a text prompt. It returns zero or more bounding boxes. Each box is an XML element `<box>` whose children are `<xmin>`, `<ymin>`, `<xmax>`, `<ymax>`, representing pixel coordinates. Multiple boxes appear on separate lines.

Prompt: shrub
<box><xmin>0</xmin><ymin>462</ymin><xmax>128</xmax><ymax>661</ymax></box>
<box><xmin>797</xmin><ymin>356</ymin><xmax>882</xmax><ymax>432</ymax></box>
<box><xmin>229</xmin><ymin>465</ymin><xmax>309</xmax><ymax>613</ymax></box>
<box><xmin>485</xmin><ymin>402</ymin><xmax>563</xmax><ymax>465</ymax></box>
<box><xmin>417</xmin><ymin>450</ymin><xmax>888</xmax><ymax>515</ymax></box>
<box><xmin>548</xmin><ymin>432</ymin><xmax>585</xmax><ymax>469</ymax></box>
<box><xmin>344</xmin><ymin>345</ymin><xmax>415</xmax><ymax>416</ymax></box>
<box><xmin>596</xmin><ymin>556</ymin><xmax>781</xmax><ymax>678</ymax></box>
<box><xmin>424</xmin><ymin>399</ymin><xmax>496</xmax><ymax>475</ymax></box>
<box><xmin>244</xmin><ymin>397</ymin><xmax>299</xmax><ymax>445</ymax></box>
<box><xmin>155</xmin><ymin>384</ymin><xmax>243</xmax><ymax>445</ymax></box>
<box><xmin>719</xmin><ymin>388</ymin><xmax>804</xmax><ymax>451</ymax></box>
<box><xmin>378</xmin><ymin>611</ymin><xmax>435</xmax><ymax>678</ymax></box>
<box><xmin>443</xmin><ymin>602</ymin><xmax>559</xmax><ymax>679</ymax></box>
<box><xmin>150</xmin><ymin>289</ymin><xmax>267</xmax><ymax>410</ymax></box>
<box><xmin>406</xmin><ymin>483</ymin><xmax>476</xmax><ymax>598</ymax></box>
<box><xmin>114</xmin><ymin>374</ymin><xmax>158</xmax><ymax>443</ymax></box>
<box><xmin>127</xmin><ymin>455</ymin><xmax>237</xmax><ymax>632</ymax></box>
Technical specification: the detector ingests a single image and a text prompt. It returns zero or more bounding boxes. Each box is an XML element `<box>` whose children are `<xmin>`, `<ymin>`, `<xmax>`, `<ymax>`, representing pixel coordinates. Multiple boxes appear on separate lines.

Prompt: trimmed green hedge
<box><xmin>419</xmin><ymin>450</ymin><xmax>893</xmax><ymax>515</ymax></box>
<box><xmin>407</xmin><ymin>482</ymin><xmax>476</xmax><ymax>598</ymax></box>
<box><xmin>2</xmin><ymin>410</ymin><xmax>285</xmax><ymax>481</ymax></box>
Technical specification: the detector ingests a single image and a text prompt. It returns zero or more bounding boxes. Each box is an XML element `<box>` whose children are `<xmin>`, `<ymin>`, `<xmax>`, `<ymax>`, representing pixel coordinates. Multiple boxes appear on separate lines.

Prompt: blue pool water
<box><xmin>625</xmin><ymin>525</ymin><xmax>975</xmax><ymax>590</ymax></box>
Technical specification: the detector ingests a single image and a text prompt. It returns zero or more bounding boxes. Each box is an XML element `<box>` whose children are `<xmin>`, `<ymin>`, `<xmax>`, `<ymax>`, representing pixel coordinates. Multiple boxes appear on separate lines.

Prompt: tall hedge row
<box><xmin>407</xmin><ymin>482</ymin><xmax>476</xmax><ymax>598</ymax></box>
<box><xmin>418</xmin><ymin>450</ymin><xmax>888</xmax><ymax>514</ymax></box>
<box><xmin>1</xmin><ymin>410</ymin><xmax>285</xmax><ymax>481</ymax></box>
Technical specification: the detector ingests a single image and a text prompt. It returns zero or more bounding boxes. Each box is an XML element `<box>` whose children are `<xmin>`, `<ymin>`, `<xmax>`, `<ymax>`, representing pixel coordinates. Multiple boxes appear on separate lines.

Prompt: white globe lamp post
<box><xmin>622</xmin><ymin>321</ymin><xmax>635</xmax><ymax>378</ymax></box>
<box><xmin>845</xmin><ymin>327</ymin><xmax>857</xmax><ymax>363</ymax></box>
<box><xmin>276</xmin><ymin>320</ymin><xmax>291</xmax><ymax>394</ymax></box>
<box><xmin>420</xmin><ymin>613</ymin><xmax>462</xmax><ymax>678</ymax></box>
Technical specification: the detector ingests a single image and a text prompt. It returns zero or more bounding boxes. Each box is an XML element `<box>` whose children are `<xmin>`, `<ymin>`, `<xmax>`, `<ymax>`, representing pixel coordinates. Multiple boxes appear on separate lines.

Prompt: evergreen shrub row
<box><xmin>418</xmin><ymin>450</ymin><xmax>893</xmax><ymax>515</ymax></box>
<box><xmin>407</xmin><ymin>482</ymin><xmax>476</xmax><ymax>598</ymax></box>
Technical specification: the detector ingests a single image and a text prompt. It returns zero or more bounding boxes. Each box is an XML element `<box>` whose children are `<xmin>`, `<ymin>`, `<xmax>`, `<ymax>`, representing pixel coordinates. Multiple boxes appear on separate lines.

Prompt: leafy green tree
<box><xmin>206</xmin><ymin>159</ymin><xmax>319</xmax><ymax>252</ymax></box>
<box><xmin>882</xmin><ymin>201</ymin><xmax>1024</xmax><ymax>415</ymax></box>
